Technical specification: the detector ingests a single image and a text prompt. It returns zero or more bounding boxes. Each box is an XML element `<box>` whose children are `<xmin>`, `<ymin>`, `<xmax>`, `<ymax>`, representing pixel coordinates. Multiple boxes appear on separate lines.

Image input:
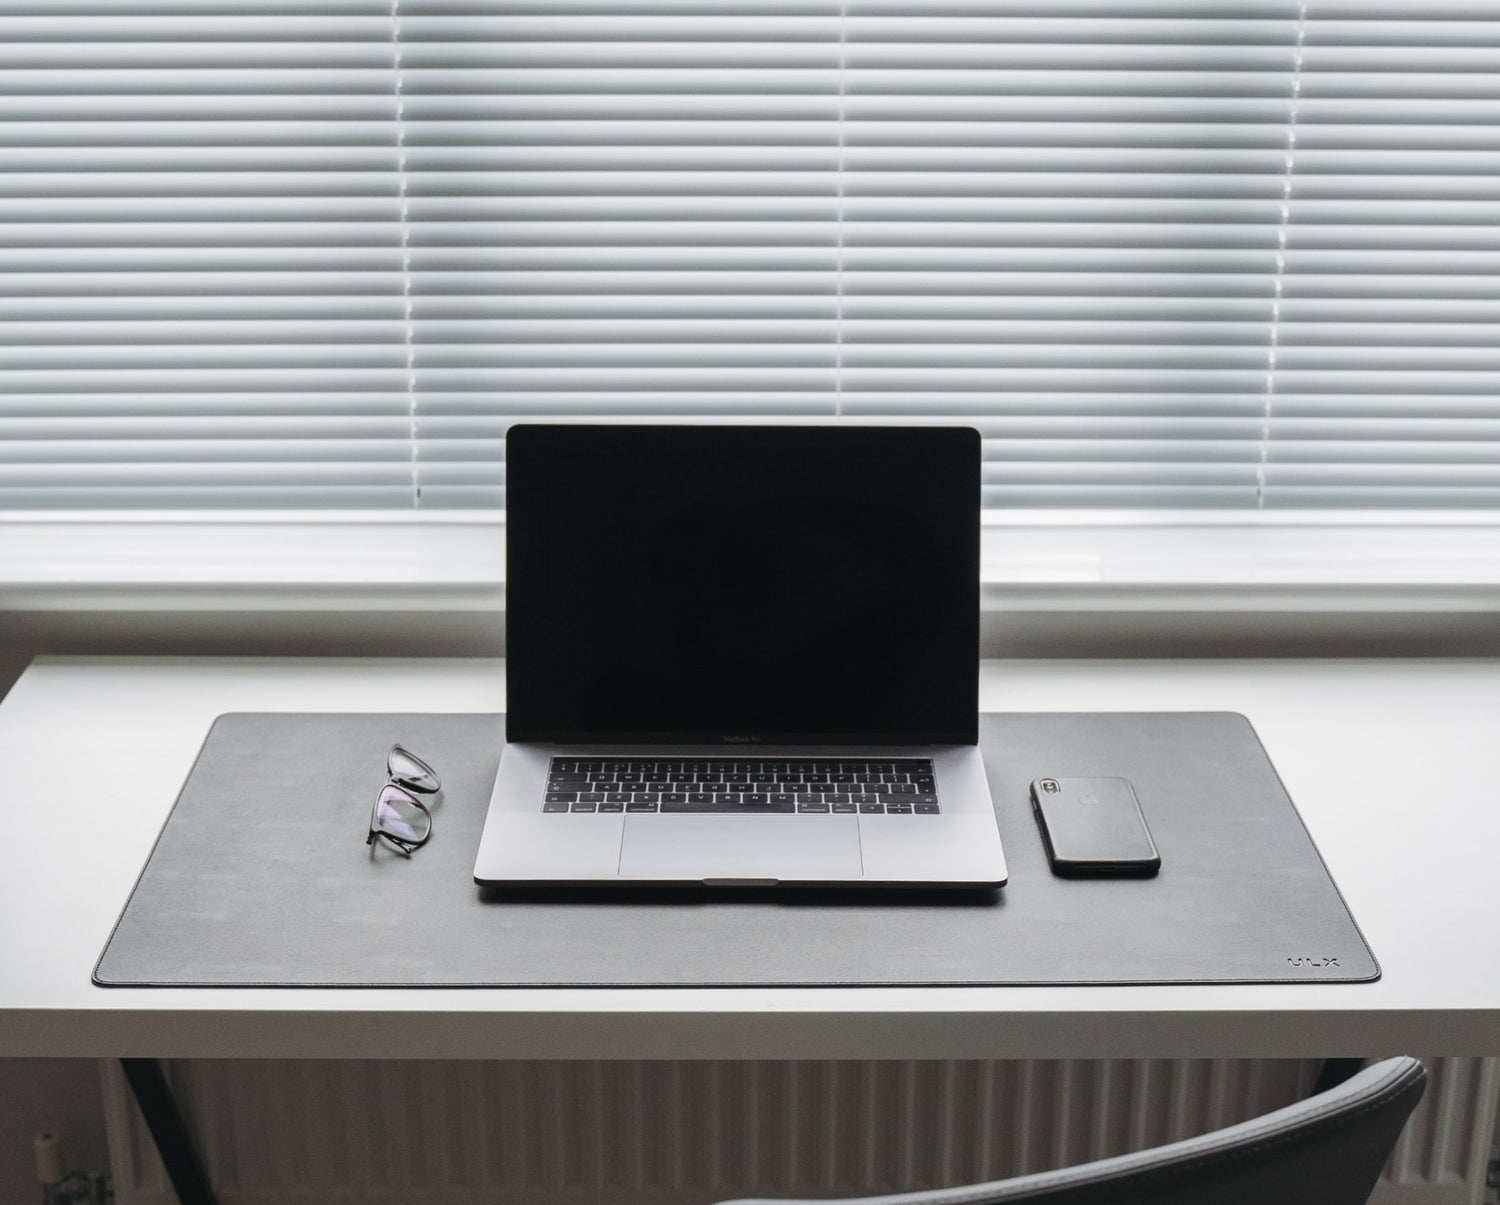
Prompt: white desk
<box><xmin>4</xmin><ymin>655</ymin><xmax>1496</xmax><ymax>1061</ymax></box>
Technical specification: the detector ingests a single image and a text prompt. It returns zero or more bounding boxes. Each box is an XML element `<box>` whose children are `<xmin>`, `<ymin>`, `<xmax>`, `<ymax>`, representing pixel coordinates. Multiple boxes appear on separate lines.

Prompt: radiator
<box><xmin>100</xmin><ymin>1057</ymin><xmax>1498</xmax><ymax>1205</ymax></box>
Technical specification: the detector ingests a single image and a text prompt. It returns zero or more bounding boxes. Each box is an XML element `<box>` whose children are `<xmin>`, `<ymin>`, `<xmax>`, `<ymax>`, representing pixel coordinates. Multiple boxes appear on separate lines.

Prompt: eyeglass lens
<box><xmin>388</xmin><ymin>744</ymin><xmax>441</xmax><ymax>794</ymax></box>
<box><xmin>374</xmin><ymin>783</ymin><xmax>431</xmax><ymax>846</ymax></box>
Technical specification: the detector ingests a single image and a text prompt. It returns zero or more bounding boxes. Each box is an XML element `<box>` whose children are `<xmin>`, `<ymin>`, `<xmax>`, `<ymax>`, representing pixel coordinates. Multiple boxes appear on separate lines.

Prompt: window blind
<box><xmin>399</xmin><ymin>2</ymin><xmax>846</xmax><ymax>508</ymax></box>
<box><xmin>834</xmin><ymin>2</ymin><xmax>1300</xmax><ymax>509</ymax></box>
<box><xmin>3</xmin><ymin>1</ymin><xmax>1500</xmax><ymax>512</ymax></box>
<box><xmin>0</xmin><ymin>2</ymin><xmax>413</xmax><ymax>509</ymax></box>
<box><xmin>1271</xmin><ymin>0</ymin><xmax>1500</xmax><ymax>507</ymax></box>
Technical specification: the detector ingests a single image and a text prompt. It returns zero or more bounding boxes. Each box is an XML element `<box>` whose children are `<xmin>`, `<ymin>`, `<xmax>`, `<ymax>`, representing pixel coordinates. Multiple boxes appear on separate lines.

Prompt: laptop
<box><xmin>473</xmin><ymin>424</ymin><xmax>1007</xmax><ymax>888</ymax></box>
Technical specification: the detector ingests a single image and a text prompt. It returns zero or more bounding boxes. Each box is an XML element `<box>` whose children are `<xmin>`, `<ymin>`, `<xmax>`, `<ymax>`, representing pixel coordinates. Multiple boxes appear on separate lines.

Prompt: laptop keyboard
<box><xmin>543</xmin><ymin>758</ymin><xmax>940</xmax><ymax>814</ymax></box>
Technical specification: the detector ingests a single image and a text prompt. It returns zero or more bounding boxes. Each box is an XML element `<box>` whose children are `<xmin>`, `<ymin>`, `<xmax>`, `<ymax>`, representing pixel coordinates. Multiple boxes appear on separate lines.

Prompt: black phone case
<box><xmin>1031</xmin><ymin>776</ymin><xmax>1161</xmax><ymax>878</ymax></box>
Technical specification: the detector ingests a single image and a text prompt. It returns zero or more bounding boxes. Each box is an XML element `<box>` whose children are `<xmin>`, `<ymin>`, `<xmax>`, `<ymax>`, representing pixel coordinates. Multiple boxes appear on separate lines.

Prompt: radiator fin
<box><xmin>100</xmin><ymin>1056</ymin><xmax>1491</xmax><ymax>1205</ymax></box>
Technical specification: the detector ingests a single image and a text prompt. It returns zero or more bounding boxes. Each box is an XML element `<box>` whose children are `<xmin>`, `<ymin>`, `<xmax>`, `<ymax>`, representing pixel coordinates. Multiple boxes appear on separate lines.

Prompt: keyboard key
<box><xmin>887</xmin><ymin>803</ymin><xmax>914</xmax><ymax>814</ymax></box>
<box><xmin>633</xmin><ymin>792</ymin><xmax>660</xmax><ymax>803</ymax></box>
<box><xmin>570</xmin><ymin>801</ymin><xmax>598</xmax><ymax>812</ymax></box>
<box><xmin>598</xmin><ymin>800</ymin><xmax>624</xmax><ymax>812</ymax></box>
<box><xmin>832</xmin><ymin>802</ymin><xmax>857</xmax><ymax>813</ymax></box>
<box><xmin>542</xmin><ymin>801</ymin><xmax>570</xmax><ymax>813</ymax></box>
<box><xmin>662</xmin><ymin>799</ymin><xmax>794</xmax><ymax>814</ymax></box>
<box><xmin>915</xmin><ymin>803</ymin><xmax>940</xmax><ymax>814</ymax></box>
<box><xmin>742</xmin><ymin>793</ymin><xmax>769</xmax><ymax>805</ymax></box>
<box><xmin>769</xmin><ymin>793</ymin><xmax>795</xmax><ymax>805</ymax></box>
<box><xmin>798</xmin><ymin>802</ymin><xmax>831</xmax><ymax>813</ymax></box>
<box><xmin>662</xmin><ymin>792</ymin><xmax>687</xmax><ymax>804</ymax></box>
<box><xmin>545</xmin><ymin>792</ymin><xmax>578</xmax><ymax>804</ymax></box>
<box><xmin>825</xmin><ymin>793</ymin><xmax>850</xmax><ymax>804</ymax></box>
<box><xmin>626</xmin><ymin>800</ymin><xmax>658</xmax><ymax>812</ymax></box>
<box><xmin>859</xmin><ymin>802</ymin><xmax>885</xmax><ymax>813</ymax></box>
<box><xmin>606</xmin><ymin>793</ymin><xmax>631</xmax><ymax>804</ymax></box>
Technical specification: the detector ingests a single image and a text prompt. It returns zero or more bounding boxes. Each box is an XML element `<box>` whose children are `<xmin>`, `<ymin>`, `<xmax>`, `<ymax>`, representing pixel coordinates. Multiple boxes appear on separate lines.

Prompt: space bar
<box><xmin>659</xmin><ymin>800</ymin><xmax>796</xmax><ymax>814</ymax></box>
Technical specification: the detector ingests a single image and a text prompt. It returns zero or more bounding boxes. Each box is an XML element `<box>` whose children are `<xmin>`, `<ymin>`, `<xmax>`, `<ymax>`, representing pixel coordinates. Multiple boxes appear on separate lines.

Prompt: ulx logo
<box><xmin>1286</xmin><ymin>956</ymin><xmax>1340</xmax><ymax>968</ymax></box>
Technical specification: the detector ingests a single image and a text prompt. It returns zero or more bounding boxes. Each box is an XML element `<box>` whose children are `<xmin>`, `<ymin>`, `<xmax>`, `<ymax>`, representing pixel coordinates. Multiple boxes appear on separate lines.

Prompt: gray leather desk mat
<box><xmin>94</xmin><ymin>712</ymin><xmax>1377</xmax><ymax>988</ymax></box>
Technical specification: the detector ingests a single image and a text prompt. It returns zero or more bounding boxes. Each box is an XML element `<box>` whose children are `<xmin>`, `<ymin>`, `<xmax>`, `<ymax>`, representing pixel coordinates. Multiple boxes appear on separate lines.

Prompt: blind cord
<box><xmin>392</xmin><ymin>0</ymin><xmax>418</xmax><ymax>508</ymax></box>
<box><xmin>835</xmin><ymin>3</ymin><xmax>847</xmax><ymax>416</ymax></box>
<box><xmin>1260</xmin><ymin>2</ymin><xmax>1308</xmax><ymax>509</ymax></box>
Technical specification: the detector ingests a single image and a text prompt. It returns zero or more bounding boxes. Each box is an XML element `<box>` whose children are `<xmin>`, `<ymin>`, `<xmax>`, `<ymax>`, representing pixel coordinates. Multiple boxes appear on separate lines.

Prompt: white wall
<box><xmin>0</xmin><ymin>1061</ymin><xmax>110</xmax><ymax>1205</ymax></box>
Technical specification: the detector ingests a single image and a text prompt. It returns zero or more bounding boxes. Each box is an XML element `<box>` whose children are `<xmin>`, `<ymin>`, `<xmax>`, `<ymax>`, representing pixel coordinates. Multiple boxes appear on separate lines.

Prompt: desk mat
<box><xmin>94</xmin><ymin>712</ymin><xmax>1377</xmax><ymax>987</ymax></box>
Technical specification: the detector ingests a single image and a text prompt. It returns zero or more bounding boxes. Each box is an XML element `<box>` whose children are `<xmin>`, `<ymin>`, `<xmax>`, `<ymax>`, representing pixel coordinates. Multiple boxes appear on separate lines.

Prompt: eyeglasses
<box><xmin>366</xmin><ymin>745</ymin><xmax>441</xmax><ymax>857</ymax></box>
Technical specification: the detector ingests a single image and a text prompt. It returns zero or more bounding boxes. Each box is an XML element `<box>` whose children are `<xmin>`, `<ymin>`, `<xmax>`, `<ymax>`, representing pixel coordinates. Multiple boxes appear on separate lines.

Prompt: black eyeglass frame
<box><xmin>366</xmin><ymin>744</ymin><xmax>441</xmax><ymax>857</ymax></box>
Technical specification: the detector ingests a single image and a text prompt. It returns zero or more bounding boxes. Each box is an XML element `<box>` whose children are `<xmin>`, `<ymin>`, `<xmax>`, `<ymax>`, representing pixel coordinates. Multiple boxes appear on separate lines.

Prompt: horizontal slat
<box><xmin>404</xmin><ymin>344</ymin><xmax>1266</xmax><ymax>368</ymax></box>
<box><xmin>0</xmin><ymin>44</ymin><xmax>396</xmax><ymax>69</ymax></box>
<box><xmin>0</xmin><ymin>15</ymin><xmax>394</xmax><ymax>37</ymax></box>
<box><xmin>0</xmin><ymin>249</ymin><xmax>403</xmax><ymax>270</ymax></box>
<box><xmin>0</xmin><ymin>486</ymin><xmax>421</xmax><ymax>509</ymax></box>
<box><xmin>0</xmin><ymin>273</ymin><xmax>408</xmax><ymax>296</ymax></box>
<box><xmin>0</xmin><ymin>68</ymin><xmax>397</xmax><ymax>92</ymax></box>
<box><xmin>402</xmin><ymin>94</ymin><xmax>1296</xmax><ymax>120</ymax></box>
<box><xmin>0</xmin><ymin>436</ymin><xmax>417</xmax><ymax>462</ymax></box>
<box><xmin>0</xmin><ymin>225</ymin><xmax>403</xmax><ymax>249</ymax></box>
<box><xmin>408</xmin><ymin>319</ymin><xmax>1269</xmax><ymax>343</ymax></box>
<box><xmin>411</xmin><ymin>296</ymin><xmax>1273</xmax><ymax>319</ymax></box>
<box><xmin>0</xmin><ymin>369</ymin><xmax>409</xmax><ymax>391</ymax></box>
<box><xmin>395</xmin><ymin>119</ymin><xmax>1296</xmax><ymax>148</ymax></box>
<box><xmin>401</xmin><ymin>249</ymin><xmax>1280</xmax><ymax>272</ymax></box>
<box><xmin>0</xmin><ymin>392</ymin><xmax>412</xmax><ymax>417</ymax></box>
<box><xmin>0</xmin><ymin>172</ymin><xmax>398</xmax><ymax>196</ymax></box>
<box><xmin>0</xmin><ymin>320</ymin><xmax>409</xmax><ymax>343</ymax></box>
<box><xmin>0</xmin><ymin>95</ymin><xmax>394</xmax><ymax>118</ymax></box>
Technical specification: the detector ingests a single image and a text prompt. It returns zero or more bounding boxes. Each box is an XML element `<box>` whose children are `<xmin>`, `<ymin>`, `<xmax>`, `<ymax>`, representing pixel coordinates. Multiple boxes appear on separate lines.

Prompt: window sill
<box><xmin>2</xmin><ymin>512</ymin><xmax>1500</xmax><ymax>613</ymax></box>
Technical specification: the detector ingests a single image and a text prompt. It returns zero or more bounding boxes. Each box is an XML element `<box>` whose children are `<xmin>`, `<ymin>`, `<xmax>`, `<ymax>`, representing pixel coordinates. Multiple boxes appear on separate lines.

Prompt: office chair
<box><xmin>714</xmin><ymin>1055</ymin><xmax>1425</xmax><ymax>1205</ymax></box>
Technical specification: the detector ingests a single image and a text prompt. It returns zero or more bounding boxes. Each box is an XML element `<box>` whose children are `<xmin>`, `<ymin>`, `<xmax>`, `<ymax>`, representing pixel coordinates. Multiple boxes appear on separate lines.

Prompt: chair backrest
<box><xmin>713</xmin><ymin>1055</ymin><xmax>1426</xmax><ymax>1205</ymax></box>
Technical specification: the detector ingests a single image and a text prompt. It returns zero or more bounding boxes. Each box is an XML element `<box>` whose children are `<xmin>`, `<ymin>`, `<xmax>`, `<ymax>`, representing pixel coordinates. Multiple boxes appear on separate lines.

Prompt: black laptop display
<box><xmin>505</xmin><ymin>424</ymin><xmax>980</xmax><ymax>746</ymax></box>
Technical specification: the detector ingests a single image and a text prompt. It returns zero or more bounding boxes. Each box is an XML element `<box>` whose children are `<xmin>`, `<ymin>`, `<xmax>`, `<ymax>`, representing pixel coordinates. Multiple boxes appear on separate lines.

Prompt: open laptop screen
<box><xmin>506</xmin><ymin>424</ymin><xmax>979</xmax><ymax>745</ymax></box>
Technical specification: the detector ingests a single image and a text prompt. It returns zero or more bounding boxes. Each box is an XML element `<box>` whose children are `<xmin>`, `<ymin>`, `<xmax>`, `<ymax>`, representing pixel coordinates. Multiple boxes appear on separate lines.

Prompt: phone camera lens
<box><xmin>1040</xmin><ymin>778</ymin><xmax>1059</xmax><ymax>793</ymax></box>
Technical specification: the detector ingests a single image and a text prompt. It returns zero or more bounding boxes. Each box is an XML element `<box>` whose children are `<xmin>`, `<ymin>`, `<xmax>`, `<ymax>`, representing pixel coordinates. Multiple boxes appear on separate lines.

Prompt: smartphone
<box><xmin>1030</xmin><ymin>776</ymin><xmax>1160</xmax><ymax>877</ymax></box>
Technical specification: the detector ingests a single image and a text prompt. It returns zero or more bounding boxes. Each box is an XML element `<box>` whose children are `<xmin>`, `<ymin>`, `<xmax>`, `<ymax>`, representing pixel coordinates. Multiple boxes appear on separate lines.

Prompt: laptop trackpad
<box><xmin>618</xmin><ymin>815</ymin><xmax>863</xmax><ymax>882</ymax></box>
